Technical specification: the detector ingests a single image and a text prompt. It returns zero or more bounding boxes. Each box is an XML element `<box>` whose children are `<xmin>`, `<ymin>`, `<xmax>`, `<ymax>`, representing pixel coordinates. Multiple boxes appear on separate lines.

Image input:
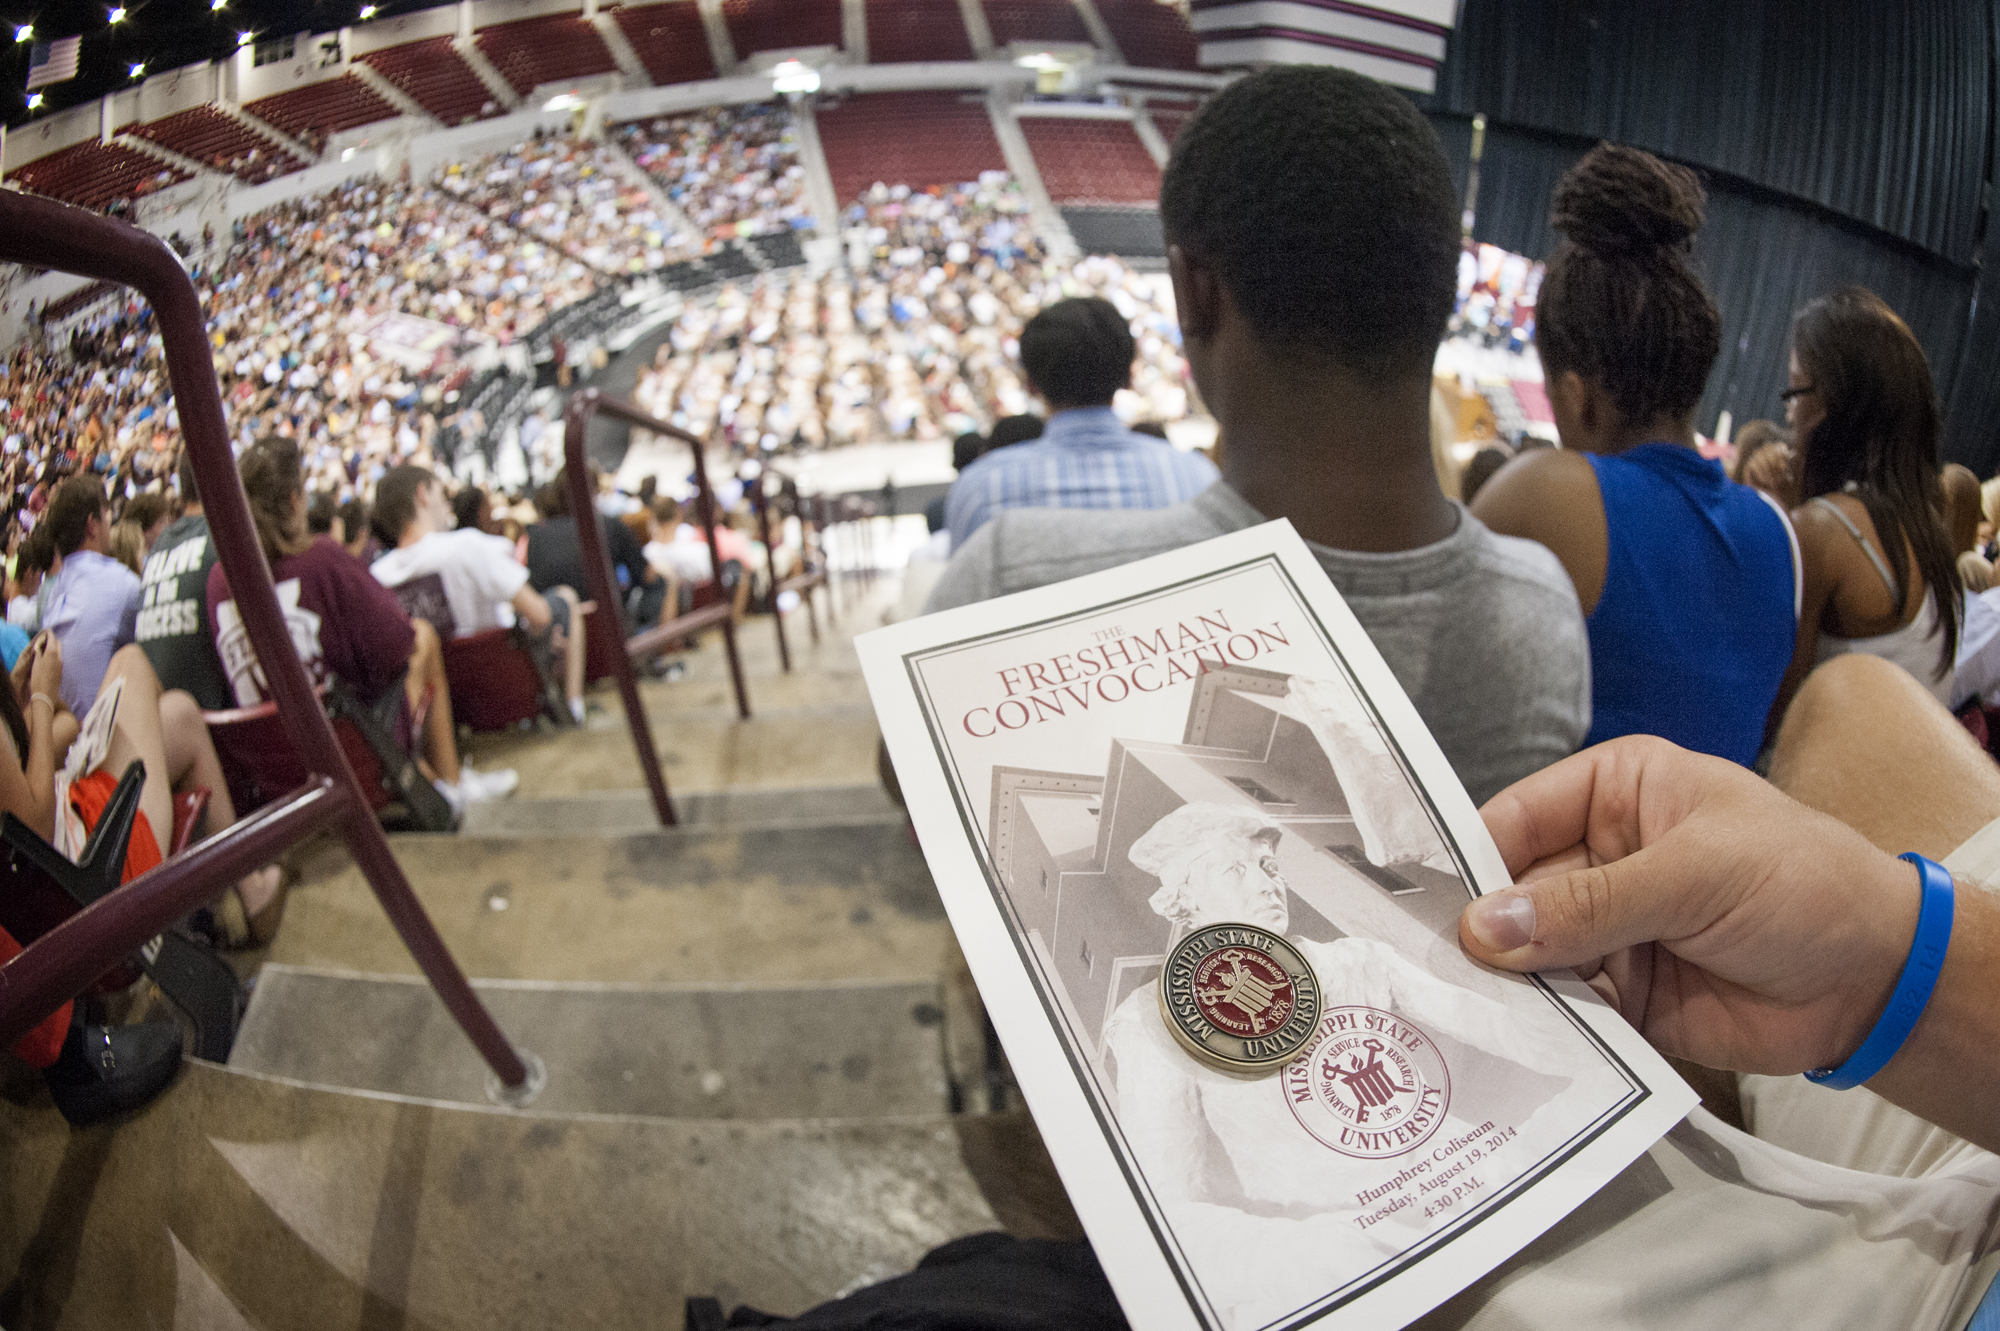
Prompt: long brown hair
<box><xmin>239</xmin><ymin>436</ymin><xmax>315</xmax><ymax>565</ymax></box>
<box><xmin>1793</xmin><ymin>287</ymin><xmax>1959</xmax><ymax>673</ymax></box>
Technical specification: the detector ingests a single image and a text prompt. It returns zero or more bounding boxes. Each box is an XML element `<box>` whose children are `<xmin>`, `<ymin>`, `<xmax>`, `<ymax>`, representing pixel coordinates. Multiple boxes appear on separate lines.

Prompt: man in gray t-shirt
<box><xmin>924</xmin><ymin>484</ymin><xmax>1586</xmax><ymax>805</ymax></box>
<box><xmin>920</xmin><ymin>68</ymin><xmax>1590</xmax><ymax>806</ymax></box>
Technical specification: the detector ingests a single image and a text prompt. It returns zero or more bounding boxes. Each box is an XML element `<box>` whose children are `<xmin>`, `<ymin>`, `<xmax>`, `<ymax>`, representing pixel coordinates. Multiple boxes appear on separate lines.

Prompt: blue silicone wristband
<box><xmin>1804</xmin><ymin>853</ymin><xmax>1954</xmax><ymax>1090</ymax></box>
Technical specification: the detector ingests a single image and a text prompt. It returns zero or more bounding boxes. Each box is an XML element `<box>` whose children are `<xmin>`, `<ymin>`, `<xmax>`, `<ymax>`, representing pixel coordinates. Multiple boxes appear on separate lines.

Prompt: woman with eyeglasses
<box><xmin>1772</xmin><ymin>287</ymin><xmax>1960</xmax><ymax>718</ymax></box>
<box><xmin>1473</xmin><ymin>143</ymin><xmax>1798</xmax><ymax>767</ymax></box>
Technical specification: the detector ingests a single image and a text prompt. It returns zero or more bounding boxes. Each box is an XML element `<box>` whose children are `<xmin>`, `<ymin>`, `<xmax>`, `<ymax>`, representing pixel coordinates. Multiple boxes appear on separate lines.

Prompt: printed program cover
<box><xmin>859</xmin><ymin>521</ymin><xmax>1698</xmax><ymax>1331</ymax></box>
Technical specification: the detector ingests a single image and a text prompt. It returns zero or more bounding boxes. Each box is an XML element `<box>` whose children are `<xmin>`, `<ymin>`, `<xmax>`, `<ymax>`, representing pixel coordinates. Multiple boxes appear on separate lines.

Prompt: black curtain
<box><xmin>1419</xmin><ymin>0</ymin><xmax>2000</xmax><ymax>474</ymax></box>
<box><xmin>1429</xmin><ymin>0</ymin><xmax>1990</xmax><ymax>264</ymax></box>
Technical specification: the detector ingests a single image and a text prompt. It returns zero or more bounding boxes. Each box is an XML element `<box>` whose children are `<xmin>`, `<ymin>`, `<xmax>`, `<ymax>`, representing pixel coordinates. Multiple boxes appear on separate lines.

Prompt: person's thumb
<box><xmin>1460</xmin><ymin>846</ymin><xmax>1706</xmax><ymax>973</ymax></box>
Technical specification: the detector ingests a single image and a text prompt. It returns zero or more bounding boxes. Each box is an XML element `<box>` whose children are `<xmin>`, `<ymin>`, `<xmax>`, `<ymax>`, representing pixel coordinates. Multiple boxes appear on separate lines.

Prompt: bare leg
<box><xmin>552</xmin><ymin>585</ymin><xmax>585</xmax><ymax>708</ymax></box>
<box><xmin>100</xmin><ymin>646</ymin><xmax>279</xmax><ymax>914</ymax></box>
<box><xmin>407</xmin><ymin>618</ymin><xmax>460</xmax><ymax>784</ymax></box>
<box><xmin>1767</xmin><ymin>654</ymin><xmax>2000</xmax><ymax>860</ymax></box>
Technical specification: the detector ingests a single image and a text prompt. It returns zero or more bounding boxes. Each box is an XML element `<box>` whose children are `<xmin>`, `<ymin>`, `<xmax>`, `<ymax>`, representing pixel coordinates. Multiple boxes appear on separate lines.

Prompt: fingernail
<box><xmin>1467</xmin><ymin>892</ymin><xmax>1536</xmax><ymax>952</ymax></box>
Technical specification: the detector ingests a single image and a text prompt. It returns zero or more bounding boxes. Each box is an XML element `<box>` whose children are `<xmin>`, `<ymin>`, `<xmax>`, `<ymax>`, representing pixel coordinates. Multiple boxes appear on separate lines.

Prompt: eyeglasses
<box><xmin>1780</xmin><ymin>385</ymin><xmax>1815</xmax><ymax>403</ymax></box>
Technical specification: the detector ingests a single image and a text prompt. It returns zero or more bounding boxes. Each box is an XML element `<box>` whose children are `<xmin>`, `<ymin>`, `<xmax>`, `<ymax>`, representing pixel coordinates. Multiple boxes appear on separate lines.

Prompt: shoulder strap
<box><xmin>1753</xmin><ymin>490</ymin><xmax>1803</xmax><ymax>622</ymax></box>
<box><xmin>1810</xmin><ymin>497</ymin><xmax>1900</xmax><ymax>602</ymax></box>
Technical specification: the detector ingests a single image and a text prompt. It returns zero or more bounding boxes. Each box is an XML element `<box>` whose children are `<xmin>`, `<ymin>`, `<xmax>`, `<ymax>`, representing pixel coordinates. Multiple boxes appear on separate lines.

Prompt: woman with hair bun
<box><xmin>1474</xmin><ymin>143</ymin><xmax>1798</xmax><ymax>767</ymax></box>
<box><xmin>1774</xmin><ymin>287</ymin><xmax>1959</xmax><ymax>712</ymax></box>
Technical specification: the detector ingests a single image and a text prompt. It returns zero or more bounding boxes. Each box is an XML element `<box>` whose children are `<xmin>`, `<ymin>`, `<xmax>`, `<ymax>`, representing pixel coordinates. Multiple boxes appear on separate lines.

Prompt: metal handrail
<box><xmin>561</xmin><ymin>389</ymin><xmax>750</xmax><ymax>828</ymax></box>
<box><xmin>0</xmin><ymin>192</ymin><xmax>529</xmax><ymax>1090</ymax></box>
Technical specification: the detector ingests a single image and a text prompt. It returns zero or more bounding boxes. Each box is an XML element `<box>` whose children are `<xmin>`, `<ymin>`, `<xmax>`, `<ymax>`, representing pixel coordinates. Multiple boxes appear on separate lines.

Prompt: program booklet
<box><xmin>859</xmin><ymin>521</ymin><xmax>1699</xmax><ymax>1331</ymax></box>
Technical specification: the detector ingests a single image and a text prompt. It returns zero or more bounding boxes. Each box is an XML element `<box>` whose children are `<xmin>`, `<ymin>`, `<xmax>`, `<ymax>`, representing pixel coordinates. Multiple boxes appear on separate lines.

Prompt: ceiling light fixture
<box><xmin>14</xmin><ymin>23</ymin><xmax>32</xmax><ymax>41</ymax></box>
<box><xmin>108</xmin><ymin>6</ymin><xmax>126</xmax><ymax>20</ymax></box>
<box><xmin>770</xmin><ymin>58</ymin><xmax>818</xmax><ymax>95</ymax></box>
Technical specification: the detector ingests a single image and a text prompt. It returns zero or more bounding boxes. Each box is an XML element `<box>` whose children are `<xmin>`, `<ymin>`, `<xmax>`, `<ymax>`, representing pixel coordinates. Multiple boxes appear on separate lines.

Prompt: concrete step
<box><xmin>230</xmin><ymin>966</ymin><xmax>951</xmax><ymax>1119</ymax></box>
<box><xmin>459</xmin><ymin>782</ymin><xmax>900</xmax><ymax>837</ymax></box>
<box><xmin>0</xmin><ymin>1059</ymin><xmax>1078</xmax><ymax>1330</ymax></box>
<box><xmin>269</xmin><ymin>820</ymin><xmax>949</xmax><ymax>985</ymax></box>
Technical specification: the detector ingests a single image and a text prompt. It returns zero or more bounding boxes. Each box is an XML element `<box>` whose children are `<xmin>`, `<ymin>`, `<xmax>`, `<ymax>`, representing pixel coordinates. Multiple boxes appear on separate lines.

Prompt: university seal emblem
<box><xmin>1157</xmin><ymin>924</ymin><xmax>1320</xmax><ymax>1075</ymax></box>
<box><xmin>1285</xmin><ymin>1006</ymin><xmax>1452</xmax><ymax>1158</ymax></box>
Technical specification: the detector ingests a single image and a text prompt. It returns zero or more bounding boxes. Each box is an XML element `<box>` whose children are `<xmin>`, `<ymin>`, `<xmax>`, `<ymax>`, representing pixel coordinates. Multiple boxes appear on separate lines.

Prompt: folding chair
<box><xmin>0</xmin><ymin>761</ymin><xmax>244</xmax><ymax>1060</ymax></box>
<box><xmin>390</xmin><ymin>573</ymin><xmax>568</xmax><ymax>731</ymax></box>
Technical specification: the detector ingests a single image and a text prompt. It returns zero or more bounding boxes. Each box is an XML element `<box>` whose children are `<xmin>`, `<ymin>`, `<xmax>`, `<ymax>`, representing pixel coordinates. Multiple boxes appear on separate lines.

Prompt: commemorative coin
<box><xmin>1157</xmin><ymin>923</ymin><xmax>1321</xmax><ymax>1075</ymax></box>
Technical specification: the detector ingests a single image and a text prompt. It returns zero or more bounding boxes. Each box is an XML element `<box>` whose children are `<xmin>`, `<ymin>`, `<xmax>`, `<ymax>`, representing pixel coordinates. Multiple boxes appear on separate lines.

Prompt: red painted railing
<box><xmin>0</xmin><ymin>193</ymin><xmax>531</xmax><ymax>1093</ymax></box>
<box><xmin>562</xmin><ymin>389</ymin><xmax>749</xmax><ymax>827</ymax></box>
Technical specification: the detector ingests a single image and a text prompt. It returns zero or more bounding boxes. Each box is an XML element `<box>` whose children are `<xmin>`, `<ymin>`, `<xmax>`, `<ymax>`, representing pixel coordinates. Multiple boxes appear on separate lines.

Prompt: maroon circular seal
<box><xmin>1285</xmin><ymin>1006</ymin><xmax>1451</xmax><ymax>1158</ymax></box>
<box><xmin>1190</xmin><ymin>945</ymin><xmax>1298</xmax><ymax>1038</ymax></box>
<box><xmin>1158</xmin><ymin>925</ymin><xmax>1321</xmax><ymax>1074</ymax></box>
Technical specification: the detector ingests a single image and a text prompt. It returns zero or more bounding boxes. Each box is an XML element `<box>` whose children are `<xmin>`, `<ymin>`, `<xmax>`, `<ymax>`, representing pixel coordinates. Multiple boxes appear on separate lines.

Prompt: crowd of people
<box><xmin>615</xmin><ymin>102</ymin><xmax>814</xmax><ymax>243</ymax></box>
<box><xmin>634</xmin><ymin>177</ymin><xmax>1191</xmax><ymax>451</ymax></box>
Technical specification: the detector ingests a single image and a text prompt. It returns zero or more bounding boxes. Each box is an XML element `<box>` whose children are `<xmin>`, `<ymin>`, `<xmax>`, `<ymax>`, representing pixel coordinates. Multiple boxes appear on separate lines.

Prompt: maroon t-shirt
<box><xmin>207</xmin><ymin>536</ymin><xmax>416</xmax><ymax>711</ymax></box>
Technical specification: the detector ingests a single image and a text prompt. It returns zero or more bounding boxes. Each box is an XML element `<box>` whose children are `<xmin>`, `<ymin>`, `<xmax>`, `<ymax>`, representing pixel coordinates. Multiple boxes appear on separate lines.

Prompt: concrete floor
<box><xmin>0</xmin><ymin>576</ymin><xmax>1082</xmax><ymax>1329</ymax></box>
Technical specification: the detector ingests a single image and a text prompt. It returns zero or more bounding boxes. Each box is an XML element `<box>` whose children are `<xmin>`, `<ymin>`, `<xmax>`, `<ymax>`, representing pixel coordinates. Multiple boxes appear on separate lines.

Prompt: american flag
<box><xmin>27</xmin><ymin>36</ymin><xmax>81</xmax><ymax>90</ymax></box>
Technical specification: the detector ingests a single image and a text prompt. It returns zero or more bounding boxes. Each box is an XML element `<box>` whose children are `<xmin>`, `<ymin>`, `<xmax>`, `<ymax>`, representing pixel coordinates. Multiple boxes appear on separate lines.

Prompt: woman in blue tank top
<box><xmin>1473</xmin><ymin>144</ymin><xmax>1798</xmax><ymax>767</ymax></box>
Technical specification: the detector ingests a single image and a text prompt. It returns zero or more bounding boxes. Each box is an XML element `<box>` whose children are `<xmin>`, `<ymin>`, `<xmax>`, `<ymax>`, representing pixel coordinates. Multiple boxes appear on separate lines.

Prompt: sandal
<box><xmin>213</xmin><ymin>865</ymin><xmax>288</xmax><ymax>950</ymax></box>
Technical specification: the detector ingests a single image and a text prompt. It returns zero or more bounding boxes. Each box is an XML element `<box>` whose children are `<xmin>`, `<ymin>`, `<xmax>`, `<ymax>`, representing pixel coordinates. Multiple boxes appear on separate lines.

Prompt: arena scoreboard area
<box><xmin>1189</xmin><ymin>0</ymin><xmax>1458</xmax><ymax>92</ymax></box>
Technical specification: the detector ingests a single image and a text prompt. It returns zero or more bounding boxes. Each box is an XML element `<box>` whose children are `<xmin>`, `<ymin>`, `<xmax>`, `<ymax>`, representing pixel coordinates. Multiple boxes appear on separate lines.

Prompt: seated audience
<box><xmin>108</xmin><ymin>520</ymin><xmax>145</xmax><ymax>575</ymax></box>
<box><xmin>944</xmin><ymin>297</ymin><xmax>1218</xmax><ymax>550</ymax></box>
<box><xmin>1472</xmin><ymin>144</ymin><xmax>1797</xmax><ymax>767</ymax></box>
<box><xmin>208</xmin><ymin>439</ymin><xmax>514</xmax><ymax>813</ymax></box>
<box><xmin>369</xmin><ymin>465</ymin><xmax>586</xmax><ymax>724</ymax></box>
<box><xmin>8</xmin><ymin>525</ymin><xmax>53</xmax><ymax>633</ymax></box>
<box><xmin>925</xmin><ymin>67</ymin><xmax>1589</xmax><ymax>804</ymax></box>
<box><xmin>1459</xmin><ymin>445</ymin><xmax>1511</xmax><ymax>506</ymax></box>
<box><xmin>453</xmin><ymin>485</ymin><xmax>498</xmax><ymax>535</ymax></box>
<box><xmin>1730</xmin><ymin>417</ymin><xmax>1793</xmax><ymax>495</ymax></box>
<box><xmin>528</xmin><ymin>469</ymin><xmax>664</xmax><ymax>630</ymax></box>
<box><xmin>1776</xmin><ymin>287</ymin><xmax>1960</xmax><ymax>712</ymax></box>
<box><xmin>136</xmin><ymin>453</ymin><xmax>231</xmax><ymax>711</ymax></box>
<box><xmin>1943</xmin><ymin>462</ymin><xmax>1992</xmax><ymax>592</ymax></box>
<box><xmin>40</xmin><ymin>476</ymin><xmax>143</xmax><ymax>712</ymax></box>
<box><xmin>121</xmin><ymin>492</ymin><xmax>173</xmax><ymax>558</ymax></box>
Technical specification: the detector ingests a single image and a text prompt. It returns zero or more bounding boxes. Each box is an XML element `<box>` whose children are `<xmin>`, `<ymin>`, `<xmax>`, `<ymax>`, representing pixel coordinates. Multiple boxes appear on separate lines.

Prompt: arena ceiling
<box><xmin>2</xmin><ymin>0</ymin><xmax>434</xmax><ymax>124</ymax></box>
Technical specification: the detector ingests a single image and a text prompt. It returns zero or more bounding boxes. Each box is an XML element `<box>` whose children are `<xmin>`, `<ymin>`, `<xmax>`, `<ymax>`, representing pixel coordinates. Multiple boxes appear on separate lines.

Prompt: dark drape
<box><xmin>1418</xmin><ymin>0</ymin><xmax>2000</xmax><ymax>474</ymax></box>
<box><xmin>1429</xmin><ymin>0</ymin><xmax>1991</xmax><ymax>264</ymax></box>
<box><xmin>1430</xmin><ymin>112</ymin><xmax>1981</xmax><ymax>465</ymax></box>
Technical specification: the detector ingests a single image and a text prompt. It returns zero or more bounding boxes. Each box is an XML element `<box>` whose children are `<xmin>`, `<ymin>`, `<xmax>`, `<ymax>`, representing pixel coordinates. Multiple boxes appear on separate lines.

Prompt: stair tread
<box><xmin>231</xmin><ymin>966</ymin><xmax>952</xmax><ymax>1118</ymax></box>
<box><xmin>271</xmin><ymin>819</ymin><xmax>950</xmax><ymax>983</ymax></box>
<box><xmin>0</xmin><ymin>1058</ymin><xmax>1014</xmax><ymax>1328</ymax></box>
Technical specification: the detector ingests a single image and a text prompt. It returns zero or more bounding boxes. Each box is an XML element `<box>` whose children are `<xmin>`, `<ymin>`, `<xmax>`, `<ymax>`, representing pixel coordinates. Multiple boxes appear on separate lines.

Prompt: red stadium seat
<box><xmin>814</xmin><ymin>90</ymin><xmax>1008</xmax><ymax>204</ymax></box>
<box><xmin>864</xmin><ymin>0</ymin><xmax>975</xmax><ymax>62</ymax></box>
<box><xmin>2</xmin><ymin>141</ymin><xmax>190</xmax><ymax>212</ymax></box>
<box><xmin>357</xmin><ymin>36</ymin><xmax>502</xmax><ymax>126</ymax></box>
<box><xmin>474</xmin><ymin>13</ymin><xmax>617</xmax><ymax>97</ymax></box>
<box><xmin>613</xmin><ymin>1</ymin><xmax>719</xmax><ymax>84</ymax></box>
<box><xmin>722</xmin><ymin>0</ymin><xmax>841</xmax><ymax>58</ymax></box>
<box><xmin>244</xmin><ymin>76</ymin><xmax>397</xmax><ymax>141</ymax></box>
<box><xmin>390</xmin><ymin>573</ymin><xmax>566</xmax><ymax>731</ymax></box>
<box><xmin>127</xmin><ymin>107</ymin><xmax>307</xmax><ymax>185</ymax></box>
<box><xmin>1018</xmin><ymin>116</ymin><xmax>1160</xmax><ymax>205</ymax></box>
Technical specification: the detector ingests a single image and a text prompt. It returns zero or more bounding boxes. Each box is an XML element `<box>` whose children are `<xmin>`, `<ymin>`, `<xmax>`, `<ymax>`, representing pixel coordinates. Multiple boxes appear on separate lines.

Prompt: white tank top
<box><xmin>1810</xmin><ymin>497</ymin><xmax>1953</xmax><ymax>705</ymax></box>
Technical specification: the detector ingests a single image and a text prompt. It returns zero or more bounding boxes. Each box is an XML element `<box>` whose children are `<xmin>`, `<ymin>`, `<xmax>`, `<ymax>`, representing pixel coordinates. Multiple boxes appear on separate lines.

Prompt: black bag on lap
<box><xmin>684</xmin><ymin>1233</ymin><xmax>1128</xmax><ymax>1331</ymax></box>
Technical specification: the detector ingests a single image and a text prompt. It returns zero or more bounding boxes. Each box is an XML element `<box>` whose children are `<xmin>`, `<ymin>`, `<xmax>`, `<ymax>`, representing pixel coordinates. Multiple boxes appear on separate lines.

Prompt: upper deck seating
<box><xmin>981</xmin><ymin>0</ymin><xmax>1092</xmax><ymax>47</ymax></box>
<box><xmin>815</xmin><ymin>90</ymin><xmax>1007</xmax><ymax>203</ymax></box>
<box><xmin>863</xmin><ymin>0</ymin><xmax>976</xmax><ymax>62</ymax></box>
<box><xmin>3</xmin><ymin>140</ymin><xmax>191</xmax><ymax>211</ymax></box>
<box><xmin>128</xmin><ymin>107</ymin><xmax>306</xmax><ymax>184</ymax></box>
<box><xmin>1019</xmin><ymin>116</ymin><xmax>1160</xmax><ymax>204</ymax></box>
<box><xmin>475</xmin><ymin>13</ymin><xmax>618</xmax><ymax>97</ymax></box>
<box><xmin>244</xmin><ymin>76</ymin><xmax>398</xmax><ymax>142</ymax></box>
<box><xmin>613</xmin><ymin>1</ymin><xmax>719</xmax><ymax>84</ymax></box>
<box><xmin>721</xmin><ymin>0</ymin><xmax>842</xmax><ymax>58</ymax></box>
<box><xmin>357</xmin><ymin>36</ymin><xmax>502</xmax><ymax>126</ymax></box>
<box><xmin>1095</xmin><ymin>0</ymin><xmax>1199</xmax><ymax>69</ymax></box>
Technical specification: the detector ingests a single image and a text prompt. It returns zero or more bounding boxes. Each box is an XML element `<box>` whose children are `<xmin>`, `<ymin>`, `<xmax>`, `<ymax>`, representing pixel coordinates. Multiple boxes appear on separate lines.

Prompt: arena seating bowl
<box><xmin>475</xmin><ymin>13</ymin><xmax>619</xmax><ymax>98</ymax></box>
<box><xmin>358</xmin><ymin>36</ymin><xmax>503</xmax><ymax>126</ymax></box>
<box><xmin>2</xmin><ymin>140</ymin><xmax>191</xmax><ymax>212</ymax></box>
<box><xmin>863</xmin><ymin>0</ymin><xmax>976</xmax><ymax>63</ymax></box>
<box><xmin>1095</xmin><ymin>0</ymin><xmax>1200</xmax><ymax>70</ymax></box>
<box><xmin>815</xmin><ymin>90</ymin><xmax>1009</xmax><ymax>205</ymax></box>
<box><xmin>1018</xmin><ymin>116</ymin><xmax>1160</xmax><ymax>204</ymax></box>
<box><xmin>126</xmin><ymin>106</ymin><xmax>306</xmax><ymax>184</ymax></box>
<box><xmin>244</xmin><ymin>75</ymin><xmax>398</xmax><ymax>142</ymax></box>
<box><xmin>981</xmin><ymin>0</ymin><xmax>1092</xmax><ymax>47</ymax></box>
<box><xmin>611</xmin><ymin>0</ymin><xmax>719</xmax><ymax>85</ymax></box>
<box><xmin>721</xmin><ymin>0</ymin><xmax>842</xmax><ymax>58</ymax></box>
